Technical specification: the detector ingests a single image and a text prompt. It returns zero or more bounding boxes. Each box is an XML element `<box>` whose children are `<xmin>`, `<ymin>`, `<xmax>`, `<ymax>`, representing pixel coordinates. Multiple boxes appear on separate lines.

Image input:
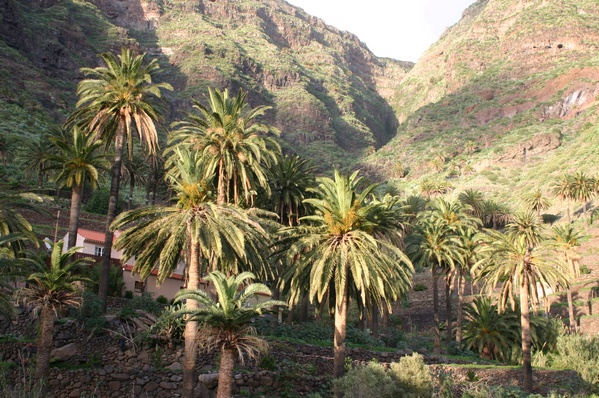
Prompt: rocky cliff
<box><xmin>0</xmin><ymin>0</ymin><xmax>412</xmax><ymax>171</ymax></box>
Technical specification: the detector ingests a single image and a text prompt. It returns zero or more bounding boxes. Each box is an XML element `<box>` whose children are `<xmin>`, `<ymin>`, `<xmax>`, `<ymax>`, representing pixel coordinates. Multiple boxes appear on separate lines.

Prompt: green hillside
<box><xmin>367</xmin><ymin>0</ymin><xmax>599</xmax><ymax>209</ymax></box>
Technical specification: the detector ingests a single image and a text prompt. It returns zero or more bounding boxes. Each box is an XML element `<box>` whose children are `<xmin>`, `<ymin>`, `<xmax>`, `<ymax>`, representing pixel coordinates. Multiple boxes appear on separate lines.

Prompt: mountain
<box><xmin>2</xmin><ymin>0</ymin><xmax>599</xmax><ymax>207</ymax></box>
<box><xmin>0</xmin><ymin>0</ymin><xmax>412</xmax><ymax>171</ymax></box>
<box><xmin>368</xmin><ymin>0</ymin><xmax>599</xmax><ymax>203</ymax></box>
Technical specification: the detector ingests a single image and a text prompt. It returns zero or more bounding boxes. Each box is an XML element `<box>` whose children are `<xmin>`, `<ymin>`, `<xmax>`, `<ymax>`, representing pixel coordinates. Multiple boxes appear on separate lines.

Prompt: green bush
<box><xmin>389</xmin><ymin>353</ymin><xmax>433</xmax><ymax>398</ymax></box>
<box><xmin>333</xmin><ymin>360</ymin><xmax>397</xmax><ymax>398</ymax></box>
<box><xmin>124</xmin><ymin>290</ymin><xmax>134</xmax><ymax>299</ymax></box>
<box><xmin>84</xmin><ymin>188</ymin><xmax>124</xmax><ymax>215</ymax></box>
<box><xmin>543</xmin><ymin>334</ymin><xmax>599</xmax><ymax>387</ymax></box>
<box><xmin>156</xmin><ymin>295</ymin><xmax>168</xmax><ymax>305</ymax></box>
<box><xmin>413</xmin><ymin>283</ymin><xmax>428</xmax><ymax>291</ymax></box>
<box><xmin>146</xmin><ymin>303</ymin><xmax>185</xmax><ymax>343</ymax></box>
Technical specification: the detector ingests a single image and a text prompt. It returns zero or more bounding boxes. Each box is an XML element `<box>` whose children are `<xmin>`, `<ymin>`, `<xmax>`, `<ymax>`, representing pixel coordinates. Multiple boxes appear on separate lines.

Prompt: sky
<box><xmin>285</xmin><ymin>0</ymin><xmax>477</xmax><ymax>62</ymax></box>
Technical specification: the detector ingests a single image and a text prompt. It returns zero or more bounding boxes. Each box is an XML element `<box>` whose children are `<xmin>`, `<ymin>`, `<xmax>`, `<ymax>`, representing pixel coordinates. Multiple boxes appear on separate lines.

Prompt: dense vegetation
<box><xmin>1</xmin><ymin>0</ymin><xmax>599</xmax><ymax>396</ymax></box>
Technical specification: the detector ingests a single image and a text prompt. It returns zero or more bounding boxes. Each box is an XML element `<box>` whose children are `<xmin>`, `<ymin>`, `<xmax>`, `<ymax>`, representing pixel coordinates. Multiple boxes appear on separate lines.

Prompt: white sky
<box><xmin>285</xmin><ymin>0</ymin><xmax>477</xmax><ymax>62</ymax></box>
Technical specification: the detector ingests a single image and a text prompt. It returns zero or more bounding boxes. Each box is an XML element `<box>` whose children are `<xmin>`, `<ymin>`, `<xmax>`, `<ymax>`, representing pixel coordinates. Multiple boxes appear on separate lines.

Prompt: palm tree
<box><xmin>266</xmin><ymin>154</ymin><xmax>316</xmax><ymax>227</ymax></box>
<box><xmin>552</xmin><ymin>174</ymin><xmax>574</xmax><ymax>223</ymax></box>
<box><xmin>45</xmin><ymin>126</ymin><xmax>109</xmax><ymax>250</ymax></box>
<box><xmin>67</xmin><ymin>48</ymin><xmax>172</xmax><ymax>307</ymax></box>
<box><xmin>474</xmin><ymin>230</ymin><xmax>569</xmax><ymax>392</ymax></box>
<box><xmin>282</xmin><ymin>170</ymin><xmax>413</xmax><ymax>377</ymax></box>
<box><xmin>407</xmin><ymin>216</ymin><xmax>464</xmax><ymax>353</ymax></box>
<box><xmin>0</xmin><ymin>191</ymin><xmax>44</xmax><ymax>255</ymax></box>
<box><xmin>17</xmin><ymin>240</ymin><xmax>91</xmax><ymax>394</ymax></box>
<box><xmin>112</xmin><ymin>147</ymin><xmax>273</xmax><ymax>398</ymax></box>
<box><xmin>521</xmin><ymin>189</ymin><xmax>551</xmax><ymax>218</ymax></box>
<box><xmin>551</xmin><ymin>225</ymin><xmax>585</xmax><ymax>329</ymax></box>
<box><xmin>458</xmin><ymin>189</ymin><xmax>485</xmax><ymax>220</ymax></box>
<box><xmin>569</xmin><ymin>171</ymin><xmax>595</xmax><ymax>225</ymax></box>
<box><xmin>169</xmin><ymin>87</ymin><xmax>280</xmax><ymax>205</ymax></box>
<box><xmin>462</xmin><ymin>296</ymin><xmax>520</xmax><ymax>361</ymax></box>
<box><xmin>21</xmin><ymin>135</ymin><xmax>52</xmax><ymax>189</ymax></box>
<box><xmin>455</xmin><ymin>227</ymin><xmax>485</xmax><ymax>348</ymax></box>
<box><xmin>175</xmin><ymin>271</ymin><xmax>285</xmax><ymax>398</ymax></box>
<box><xmin>428</xmin><ymin>198</ymin><xmax>481</xmax><ymax>344</ymax></box>
<box><xmin>120</xmin><ymin>152</ymin><xmax>148</xmax><ymax>210</ymax></box>
<box><xmin>0</xmin><ymin>135</ymin><xmax>14</xmax><ymax>166</ymax></box>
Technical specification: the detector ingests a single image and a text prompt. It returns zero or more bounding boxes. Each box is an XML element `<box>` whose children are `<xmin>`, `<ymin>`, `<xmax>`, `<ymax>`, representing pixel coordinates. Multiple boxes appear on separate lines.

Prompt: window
<box><xmin>134</xmin><ymin>281</ymin><xmax>145</xmax><ymax>293</ymax></box>
<box><xmin>94</xmin><ymin>246</ymin><xmax>104</xmax><ymax>257</ymax></box>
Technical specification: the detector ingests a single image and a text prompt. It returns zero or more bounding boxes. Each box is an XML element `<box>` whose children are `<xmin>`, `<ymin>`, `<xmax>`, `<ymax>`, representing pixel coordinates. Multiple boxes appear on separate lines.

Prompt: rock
<box><xmin>108</xmin><ymin>381</ymin><xmax>121</xmax><ymax>391</ymax></box>
<box><xmin>51</xmin><ymin>343</ymin><xmax>78</xmax><ymax>361</ymax></box>
<box><xmin>170</xmin><ymin>374</ymin><xmax>182</xmax><ymax>382</ymax></box>
<box><xmin>68</xmin><ymin>389</ymin><xmax>80</xmax><ymax>397</ymax></box>
<box><xmin>159</xmin><ymin>381</ymin><xmax>177</xmax><ymax>390</ymax></box>
<box><xmin>166</xmin><ymin>361</ymin><xmax>182</xmax><ymax>371</ymax></box>
<box><xmin>198</xmin><ymin>373</ymin><xmax>219</xmax><ymax>388</ymax></box>
<box><xmin>144</xmin><ymin>381</ymin><xmax>158</xmax><ymax>392</ymax></box>
<box><xmin>80</xmin><ymin>374</ymin><xmax>92</xmax><ymax>383</ymax></box>
<box><xmin>113</xmin><ymin>373</ymin><xmax>131</xmax><ymax>381</ymax></box>
<box><xmin>136</xmin><ymin>377</ymin><xmax>149</xmax><ymax>386</ymax></box>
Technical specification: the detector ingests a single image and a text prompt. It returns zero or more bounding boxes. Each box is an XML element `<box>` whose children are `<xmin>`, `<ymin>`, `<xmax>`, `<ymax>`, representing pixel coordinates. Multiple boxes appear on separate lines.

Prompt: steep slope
<box><xmin>368</xmin><ymin>0</ymin><xmax>599</xmax><ymax>204</ymax></box>
<box><xmin>0</xmin><ymin>0</ymin><xmax>412</xmax><ymax>172</ymax></box>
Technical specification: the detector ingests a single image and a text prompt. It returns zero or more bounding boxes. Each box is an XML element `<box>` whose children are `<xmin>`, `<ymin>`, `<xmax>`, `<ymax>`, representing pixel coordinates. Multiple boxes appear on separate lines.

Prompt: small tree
<box><xmin>17</xmin><ymin>241</ymin><xmax>90</xmax><ymax>394</ymax></box>
<box><xmin>175</xmin><ymin>271</ymin><xmax>284</xmax><ymax>398</ymax></box>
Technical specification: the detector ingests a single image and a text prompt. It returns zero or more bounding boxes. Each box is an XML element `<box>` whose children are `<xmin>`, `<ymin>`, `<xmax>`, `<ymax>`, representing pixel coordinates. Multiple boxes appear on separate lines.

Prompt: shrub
<box><xmin>413</xmin><ymin>283</ymin><xmax>428</xmax><ymax>291</ymax></box>
<box><xmin>544</xmin><ymin>334</ymin><xmax>599</xmax><ymax>386</ymax></box>
<box><xmin>156</xmin><ymin>295</ymin><xmax>168</xmax><ymax>305</ymax></box>
<box><xmin>146</xmin><ymin>303</ymin><xmax>185</xmax><ymax>343</ymax></box>
<box><xmin>389</xmin><ymin>353</ymin><xmax>433</xmax><ymax>398</ymax></box>
<box><xmin>124</xmin><ymin>290</ymin><xmax>134</xmax><ymax>299</ymax></box>
<box><xmin>333</xmin><ymin>360</ymin><xmax>397</xmax><ymax>398</ymax></box>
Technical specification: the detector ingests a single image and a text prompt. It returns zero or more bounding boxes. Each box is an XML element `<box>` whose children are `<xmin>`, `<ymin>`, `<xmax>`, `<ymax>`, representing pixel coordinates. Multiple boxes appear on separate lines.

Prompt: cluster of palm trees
<box><xmin>0</xmin><ymin>48</ymin><xmax>594</xmax><ymax>396</ymax></box>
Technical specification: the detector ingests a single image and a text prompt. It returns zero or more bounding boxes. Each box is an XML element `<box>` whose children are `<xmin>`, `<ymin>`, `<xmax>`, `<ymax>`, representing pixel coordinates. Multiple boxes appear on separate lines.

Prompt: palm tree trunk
<box><xmin>333</xmin><ymin>281</ymin><xmax>348</xmax><ymax>378</ymax></box>
<box><xmin>445</xmin><ymin>276</ymin><xmax>453</xmax><ymax>344</ymax></box>
<box><xmin>216</xmin><ymin>348</ymin><xmax>236</xmax><ymax>398</ymax></box>
<box><xmin>34</xmin><ymin>307</ymin><xmax>55</xmax><ymax>395</ymax></box>
<box><xmin>183</xmin><ymin>236</ymin><xmax>200</xmax><ymax>398</ymax></box>
<box><xmin>456</xmin><ymin>273</ymin><xmax>465</xmax><ymax>348</ymax></box>
<box><xmin>566</xmin><ymin>199</ymin><xmax>571</xmax><ymax>224</ymax></box>
<box><xmin>99</xmin><ymin>129</ymin><xmax>125</xmax><ymax>310</ymax></box>
<box><xmin>520</xmin><ymin>282</ymin><xmax>533</xmax><ymax>392</ymax></box>
<box><xmin>369</xmin><ymin>305</ymin><xmax>379</xmax><ymax>337</ymax></box>
<box><xmin>128</xmin><ymin>177</ymin><xmax>134</xmax><ymax>210</ymax></box>
<box><xmin>567</xmin><ymin>289</ymin><xmax>576</xmax><ymax>330</ymax></box>
<box><xmin>67</xmin><ymin>182</ymin><xmax>84</xmax><ymax>251</ymax></box>
<box><xmin>432</xmin><ymin>262</ymin><xmax>441</xmax><ymax>354</ymax></box>
<box><xmin>217</xmin><ymin>159</ymin><xmax>226</xmax><ymax>205</ymax></box>
<box><xmin>300</xmin><ymin>296</ymin><xmax>309</xmax><ymax>322</ymax></box>
<box><xmin>382</xmin><ymin>303</ymin><xmax>389</xmax><ymax>329</ymax></box>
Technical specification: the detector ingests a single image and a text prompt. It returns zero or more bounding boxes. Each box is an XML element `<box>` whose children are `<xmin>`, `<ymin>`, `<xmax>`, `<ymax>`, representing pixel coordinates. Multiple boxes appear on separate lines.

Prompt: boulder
<box><xmin>51</xmin><ymin>343</ymin><xmax>78</xmax><ymax>361</ymax></box>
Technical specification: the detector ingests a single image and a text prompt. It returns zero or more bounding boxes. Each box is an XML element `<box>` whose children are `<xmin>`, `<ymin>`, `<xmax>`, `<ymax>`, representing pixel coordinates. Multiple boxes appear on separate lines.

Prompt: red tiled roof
<box><xmin>79</xmin><ymin>229</ymin><xmax>108</xmax><ymax>244</ymax></box>
<box><xmin>78</xmin><ymin>229</ymin><xmax>122</xmax><ymax>244</ymax></box>
<box><xmin>123</xmin><ymin>264</ymin><xmax>186</xmax><ymax>281</ymax></box>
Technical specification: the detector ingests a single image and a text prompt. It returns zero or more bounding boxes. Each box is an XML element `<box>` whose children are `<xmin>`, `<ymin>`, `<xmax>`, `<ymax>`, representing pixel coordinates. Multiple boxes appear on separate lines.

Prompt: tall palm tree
<box><xmin>551</xmin><ymin>225</ymin><xmax>585</xmax><ymax>329</ymax></box>
<box><xmin>407</xmin><ymin>217</ymin><xmax>463</xmax><ymax>353</ymax></box>
<box><xmin>428</xmin><ymin>198</ymin><xmax>481</xmax><ymax>344</ymax></box>
<box><xmin>569</xmin><ymin>171</ymin><xmax>595</xmax><ymax>225</ymax></box>
<box><xmin>169</xmin><ymin>87</ymin><xmax>280</xmax><ymax>205</ymax></box>
<box><xmin>552</xmin><ymin>174</ymin><xmax>574</xmax><ymax>224</ymax></box>
<box><xmin>282</xmin><ymin>170</ymin><xmax>413</xmax><ymax>377</ymax></box>
<box><xmin>112</xmin><ymin>147</ymin><xmax>273</xmax><ymax>398</ymax></box>
<box><xmin>67</xmin><ymin>48</ymin><xmax>172</xmax><ymax>307</ymax></box>
<box><xmin>120</xmin><ymin>152</ymin><xmax>148</xmax><ymax>210</ymax></box>
<box><xmin>175</xmin><ymin>271</ymin><xmax>285</xmax><ymax>398</ymax></box>
<box><xmin>45</xmin><ymin>126</ymin><xmax>109</xmax><ymax>250</ymax></box>
<box><xmin>21</xmin><ymin>135</ymin><xmax>52</xmax><ymax>189</ymax></box>
<box><xmin>521</xmin><ymin>189</ymin><xmax>551</xmax><ymax>218</ymax></box>
<box><xmin>17</xmin><ymin>240</ymin><xmax>91</xmax><ymax>394</ymax></box>
<box><xmin>455</xmin><ymin>227</ymin><xmax>485</xmax><ymax>348</ymax></box>
<box><xmin>474</xmin><ymin>230</ymin><xmax>569</xmax><ymax>392</ymax></box>
<box><xmin>266</xmin><ymin>154</ymin><xmax>316</xmax><ymax>227</ymax></box>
